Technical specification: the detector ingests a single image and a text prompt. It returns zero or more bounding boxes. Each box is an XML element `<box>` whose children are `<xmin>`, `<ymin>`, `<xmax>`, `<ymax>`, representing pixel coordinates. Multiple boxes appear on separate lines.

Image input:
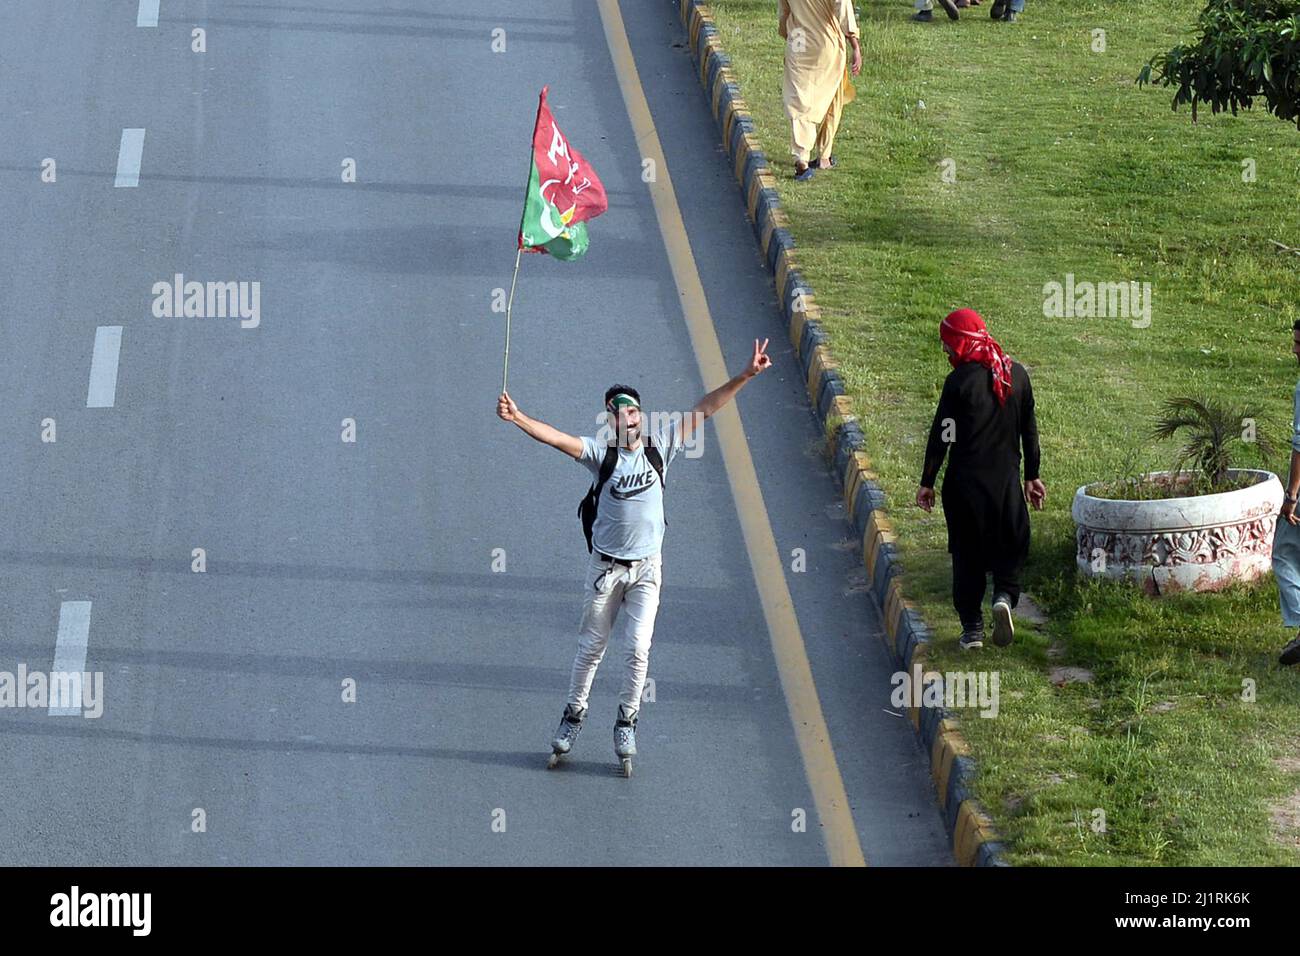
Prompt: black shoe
<box><xmin>1005</xmin><ymin>10</ymin><xmax>1018</xmax><ymax>21</ymax></box>
<box><xmin>936</xmin><ymin>0</ymin><xmax>960</xmax><ymax>19</ymax></box>
<box><xmin>959</xmin><ymin>626</ymin><xmax>985</xmax><ymax>651</ymax></box>
<box><xmin>911</xmin><ymin>9</ymin><xmax>934</xmax><ymax>21</ymax></box>
<box><xmin>991</xmin><ymin>594</ymin><xmax>1015</xmax><ymax>647</ymax></box>
<box><xmin>990</xmin><ymin>0</ymin><xmax>1008</xmax><ymax>16</ymax></box>
<box><xmin>1281</xmin><ymin>634</ymin><xmax>1300</xmax><ymax>666</ymax></box>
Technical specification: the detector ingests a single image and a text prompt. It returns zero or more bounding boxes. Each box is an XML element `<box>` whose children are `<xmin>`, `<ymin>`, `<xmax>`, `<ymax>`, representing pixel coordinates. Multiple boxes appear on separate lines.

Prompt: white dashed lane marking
<box><xmin>86</xmin><ymin>326</ymin><xmax>123</xmax><ymax>409</ymax></box>
<box><xmin>114</xmin><ymin>128</ymin><xmax>146</xmax><ymax>188</ymax></box>
<box><xmin>137</xmin><ymin>0</ymin><xmax>159</xmax><ymax>28</ymax></box>
<box><xmin>49</xmin><ymin>601</ymin><xmax>92</xmax><ymax>716</ymax></box>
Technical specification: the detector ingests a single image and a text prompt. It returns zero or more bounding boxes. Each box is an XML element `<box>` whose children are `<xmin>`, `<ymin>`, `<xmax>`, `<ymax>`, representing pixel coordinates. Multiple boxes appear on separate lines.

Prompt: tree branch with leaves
<box><xmin>1137</xmin><ymin>0</ymin><xmax>1300</xmax><ymax>128</ymax></box>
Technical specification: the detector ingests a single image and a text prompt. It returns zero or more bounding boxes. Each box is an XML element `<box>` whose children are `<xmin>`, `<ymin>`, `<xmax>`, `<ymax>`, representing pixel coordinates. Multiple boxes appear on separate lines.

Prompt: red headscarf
<box><xmin>940</xmin><ymin>308</ymin><xmax>1014</xmax><ymax>406</ymax></box>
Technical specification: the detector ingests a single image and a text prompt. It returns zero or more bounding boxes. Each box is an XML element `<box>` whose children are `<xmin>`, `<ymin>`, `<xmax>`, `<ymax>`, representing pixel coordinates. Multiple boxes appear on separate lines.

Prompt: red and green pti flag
<box><xmin>517</xmin><ymin>86</ymin><xmax>608</xmax><ymax>261</ymax></box>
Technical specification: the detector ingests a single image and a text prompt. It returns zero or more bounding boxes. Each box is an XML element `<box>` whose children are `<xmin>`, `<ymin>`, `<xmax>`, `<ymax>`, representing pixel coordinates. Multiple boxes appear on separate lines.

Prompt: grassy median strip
<box><xmin>705</xmin><ymin>0</ymin><xmax>1300</xmax><ymax>864</ymax></box>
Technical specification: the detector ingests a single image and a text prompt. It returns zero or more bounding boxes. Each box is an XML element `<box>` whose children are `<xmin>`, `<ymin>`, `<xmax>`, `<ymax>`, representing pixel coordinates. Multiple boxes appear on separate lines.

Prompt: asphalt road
<box><xmin>0</xmin><ymin>0</ymin><xmax>951</xmax><ymax>866</ymax></box>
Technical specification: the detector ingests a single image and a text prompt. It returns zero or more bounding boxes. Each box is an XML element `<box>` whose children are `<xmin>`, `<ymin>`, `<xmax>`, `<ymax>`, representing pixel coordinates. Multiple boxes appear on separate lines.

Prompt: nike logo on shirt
<box><xmin>610</xmin><ymin>469</ymin><xmax>658</xmax><ymax>499</ymax></box>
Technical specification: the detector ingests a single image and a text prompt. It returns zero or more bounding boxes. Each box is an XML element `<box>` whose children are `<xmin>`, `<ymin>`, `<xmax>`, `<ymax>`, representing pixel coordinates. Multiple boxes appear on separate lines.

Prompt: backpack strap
<box><xmin>595</xmin><ymin>443</ymin><xmax>619</xmax><ymax>494</ymax></box>
<box><xmin>645</xmin><ymin>437</ymin><xmax>667</xmax><ymax>529</ymax></box>
<box><xmin>644</xmin><ymin>436</ymin><xmax>666</xmax><ymax>489</ymax></box>
<box><xmin>579</xmin><ymin>444</ymin><xmax>621</xmax><ymax>555</ymax></box>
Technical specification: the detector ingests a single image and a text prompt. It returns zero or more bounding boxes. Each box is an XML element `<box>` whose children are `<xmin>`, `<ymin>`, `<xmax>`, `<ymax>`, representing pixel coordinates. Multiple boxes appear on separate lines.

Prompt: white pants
<box><xmin>567</xmin><ymin>550</ymin><xmax>663</xmax><ymax>712</ymax></box>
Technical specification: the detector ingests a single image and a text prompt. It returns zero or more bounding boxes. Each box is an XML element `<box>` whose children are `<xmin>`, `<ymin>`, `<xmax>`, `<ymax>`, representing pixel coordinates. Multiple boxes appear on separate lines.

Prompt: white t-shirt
<box><xmin>578</xmin><ymin>418</ymin><xmax>685</xmax><ymax>559</ymax></box>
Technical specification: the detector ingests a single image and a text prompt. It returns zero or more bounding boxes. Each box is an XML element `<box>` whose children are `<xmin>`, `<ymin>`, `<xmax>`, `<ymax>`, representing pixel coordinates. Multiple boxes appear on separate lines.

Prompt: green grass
<box><xmin>1086</xmin><ymin>471</ymin><xmax>1261</xmax><ymax>500</ymax></box>
<box><xmin>703</xmin><ymin>0</ymin><xmax>1300</xmax><ymax>864</ymax></box>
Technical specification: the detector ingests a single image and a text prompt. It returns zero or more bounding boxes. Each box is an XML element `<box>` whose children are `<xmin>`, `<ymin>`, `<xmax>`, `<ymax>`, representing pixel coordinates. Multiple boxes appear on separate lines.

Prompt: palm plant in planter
<box><xmin>1072</xmin><ymin>395</ymin><xmax>1284</xmax><ymax>594</ymax></box>
<box><xmin>1150</xmin><ymin>396</ymin><xmax>1277</xmax><ymax>495</ymax></box>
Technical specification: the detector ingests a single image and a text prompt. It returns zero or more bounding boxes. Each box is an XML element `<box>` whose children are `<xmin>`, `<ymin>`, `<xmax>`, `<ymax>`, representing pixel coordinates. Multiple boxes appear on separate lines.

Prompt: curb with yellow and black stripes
<box><xmin>678</xmin><ymin>0</ymin><xmax>1007</xmax><ymax>867</ymax></box>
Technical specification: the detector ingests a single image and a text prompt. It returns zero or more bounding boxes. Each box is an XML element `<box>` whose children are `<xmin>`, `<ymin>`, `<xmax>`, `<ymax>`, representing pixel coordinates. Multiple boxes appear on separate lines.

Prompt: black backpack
<box><xmin>578</xmin><ymin>438</ymin><xmax>666</xmax><ymax>553</ymax></box>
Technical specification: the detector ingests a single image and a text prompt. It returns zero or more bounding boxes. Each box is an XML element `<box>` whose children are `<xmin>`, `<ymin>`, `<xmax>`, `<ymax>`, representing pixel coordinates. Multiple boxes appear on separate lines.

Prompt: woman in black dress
<box><xmin>916</xmin><ymin>308</ymin><xmax>1046</xmax><ymax>649</ymax></box>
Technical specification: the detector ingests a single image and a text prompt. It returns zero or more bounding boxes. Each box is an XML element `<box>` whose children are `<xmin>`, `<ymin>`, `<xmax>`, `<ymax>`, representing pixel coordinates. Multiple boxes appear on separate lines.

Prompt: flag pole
<box><xmin>504</xmin><ymin>86</ymin><xmax>547</xmax><ymax>398</ymax></box>
<box><xmin>502</xmin><ymin>245</ymin><xmax>523</xmax><ymax>395</ymax></box>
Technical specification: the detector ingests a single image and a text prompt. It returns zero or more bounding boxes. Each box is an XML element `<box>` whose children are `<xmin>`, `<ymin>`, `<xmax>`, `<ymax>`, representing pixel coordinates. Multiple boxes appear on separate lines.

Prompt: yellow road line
<box><xmin>595</xmin><ymin>0</ymin><xmax>867</xmax><ymax>868</ymax></box>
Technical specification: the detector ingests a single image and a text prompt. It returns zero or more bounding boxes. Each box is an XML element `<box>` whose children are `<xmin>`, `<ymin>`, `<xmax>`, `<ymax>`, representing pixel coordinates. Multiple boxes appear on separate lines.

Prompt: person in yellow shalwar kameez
<box><xmin>778</xmin><ymin>0</ymin><xmax>862</xmax><ymax>180</ymax></box>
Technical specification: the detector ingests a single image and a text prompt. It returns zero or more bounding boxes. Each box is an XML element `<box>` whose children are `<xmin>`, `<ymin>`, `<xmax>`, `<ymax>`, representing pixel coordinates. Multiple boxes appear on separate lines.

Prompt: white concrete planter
<box><xmin>1071</xmin><ymin>469</ymin><xmax>1283</xmax><ymax>595</ymax></box>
